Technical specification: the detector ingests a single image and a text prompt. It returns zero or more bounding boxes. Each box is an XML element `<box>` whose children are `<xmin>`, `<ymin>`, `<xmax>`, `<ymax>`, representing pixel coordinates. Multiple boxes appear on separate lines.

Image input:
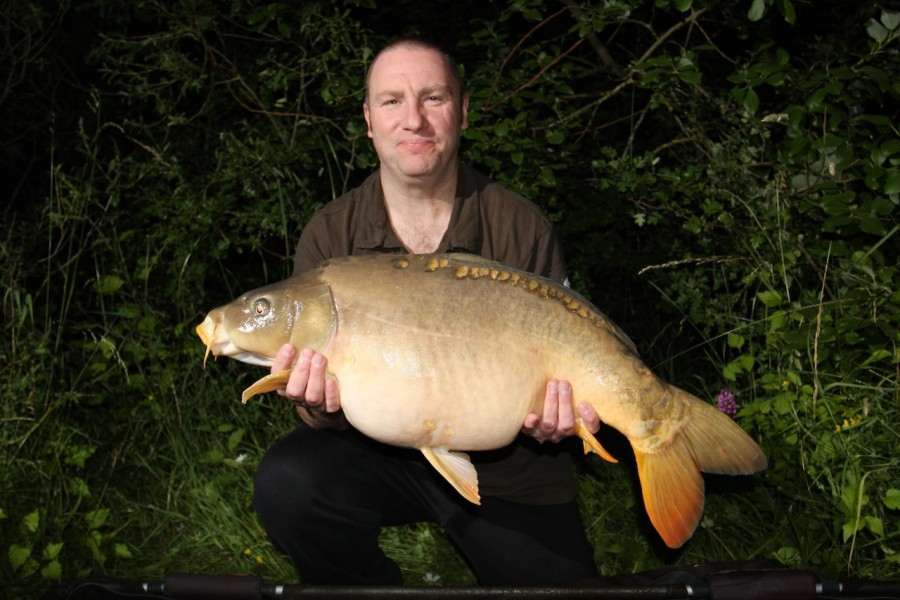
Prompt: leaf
<box><xmin>865</xmin><ymin>516</ymin><xmax>884</xmax><ymax>537</ymax></box>
<box><xmin>201</xmin><ymin>449</ymin><xmax>225</xmax><ymax>464</ymax></box>
<box><xmin>85</xmin><ymin>508</ymin><xmax>110</xmax><ymax>531</ymax></box>
<box><xmin>857</xmin><ymin>212</ymin><xmax>886</xmax><ymax>235</ymax></box>
<box><xmin>757</xmin><ymin>290</ymin><xmax>783</xmax><ymax>307</ymax></box>
<box><xmin>881</xmin><ymin>139</ymin><xmax>900</xmax><ymax>158</ymax></box>
<box><xmin>95</xmin><ymin>274</ymin><xmax>124</xmax><ymax>295</ymax></box>
<box><xmin>806</xmin><ymin>86</ymin><xmax>831</xmax><ymax>110</ymax></box>
<box><xmin>790</xmin><ymin>173</ymin><xmax>819</xmax><ymax>190</ymax></box>
<box><xmin>24</xmin><ymin>509</ymin><xmax>40</xmax><ymax>533</ymax></box>
<box><xmin>769</xmin><ymin>310</ymin><xmax>787</xmax><ymax>332</ymax></box>
<box><xmin>743</xmin><ymin>88</ymin><xmax>760</xmax><ymax>115</ymax></box>
<box><xmin>821</xmin><ymin>192</ymin><xmax>854</xmax><ymax>216</ymax></box>
<box><xmin>41</xmin><ymin>560</ymin><xmax>62</xmax><ymax>581</ymax></box>
<box><xmin>859</xmin><ymin>349</ymin><xmax>892</xmax><ymax>368</ymax></box>
<box><xmin>227</xmin><ymin>428</ymin><xmax>246</xmax><ymax>452</ymax></box>
<box><xmin>727</xmin><ymin>332</ymin><xmax>745</xmax><ymax>349</ymax></box>
<box><xmin>538</xmin><ymin>167</ymin><xmax>556</xmax><ymax>187</ymax></box>
<box><xmin>8</xmin><ymin>544</ymin><xmax>31</xmax><ymax>571</ymax></box>
<box><xmin>779</xmin><ymin>0</ymin><xmax>796</xmax><ymax>24</ymax></box>
<box><xmin>114</xmin><ymin>543</ymin><xmax>134</xmax><ymax>559</ymax></box>
<box><xmin>276</xmin><ymin>19</ymin><xmax>292</xmax><ymax>39</ymax></box>
<box><xmin>774</xmin><ymin>395</ymin><xmax>792</xmax><ymax>415</ymax></box>
<box><xmin>882</xmin><ymin>9</ymin><xmax>900</xmax><ymax>31</ymax></box>
<box><xmin>722</xmin><ymin>361</ymin><xmax>740</xmax><ymax>381</ymax></box>
<box><xmin>674</xmin><ymin>0</ymin><xmax>693</xmax><ymax>11</ymax></box>
<box><xmin>64</xmin><ymin>444</ymin><xmax>97</xmax><ymax>469</ymax></box>
<box><xmin>84</xmin><ymin>530</ymin><xmax>106</xmax><ymax>566</ymax></box>
<box><xmin>773</xmin><ymin>546</ymin><xmax>801</xmax><ymax>567</ymax></box>
<box><xmin>546</xmin><ymin>131</ymin><xmax>565</xmax><ymax>145</ymax></box>
<box><xmin>856</xmin><ymin>114</ymin><xmax>895</xmax><ymax>128</ymax></box>
<box><xmin>748</xmin><ymin>0</ymin><xmax>766</xmax><ymax>22</ymax></box>
<box><xmin>866</xmin><ymin>19</ymin><xmax>889</xmax><ymax>44</ymax></box>
<box><xmin>885</xmin><ymin>489</ymin><xmax>900</xmax><ymax>510</ymax></box>
<box><xmin>884</xmin><ymin>169</ymin><xmax>900</xmax><ymax>195</ymax></box>
<box><xmin>841</xmin><ymin>479</ymin><xmax>868</xmax><ymax>514</ymax></box>
<box><xmin>842</xmin><ymin>520</ymin><xmax>857</xmax><ymax>542</ymax></box>
<box><xmin>679</xmin><ymin>69</ymin><xmax>702</xmax><ymax>84</ymax></box>
<box><xmin>43</xmin><ymin>542</ymin><xmax>64</xmax><ymax>561</ymax></box>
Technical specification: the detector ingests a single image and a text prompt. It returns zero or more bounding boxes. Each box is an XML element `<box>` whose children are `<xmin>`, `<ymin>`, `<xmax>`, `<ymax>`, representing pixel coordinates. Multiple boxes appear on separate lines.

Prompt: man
<box><xmin>253</xmin><ymin>37</ymin><xmax>601</xmax><ymax>585</ymax></box>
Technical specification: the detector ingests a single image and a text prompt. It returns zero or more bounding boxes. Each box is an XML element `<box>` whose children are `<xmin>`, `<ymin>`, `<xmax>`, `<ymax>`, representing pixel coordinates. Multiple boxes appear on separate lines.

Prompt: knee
<box><xmin>253</xmin><ymin>425</ymin><xmax>355</xmax><ymax>521</ymax></box>
<box><xmin>253</xmin><ymin>428</ymin><xmax>332</xmax><ymax>521</ymax></box>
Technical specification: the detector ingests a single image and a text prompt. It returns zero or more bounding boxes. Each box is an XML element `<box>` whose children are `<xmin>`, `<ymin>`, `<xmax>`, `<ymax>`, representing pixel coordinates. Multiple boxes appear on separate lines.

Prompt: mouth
<box><xmin>195</xmin><ymin>316</ymin><xmax>219</xmax><ymax>368</ymax></box>
<box><xmin>399</xmin><ymin>138</ymin><xmax>435</xmax><ymax>151</ymax></box>
<box><xmin>195</xmin><ymin>315</ymin><xmax>274</xmax><ymax>368</ymax></box>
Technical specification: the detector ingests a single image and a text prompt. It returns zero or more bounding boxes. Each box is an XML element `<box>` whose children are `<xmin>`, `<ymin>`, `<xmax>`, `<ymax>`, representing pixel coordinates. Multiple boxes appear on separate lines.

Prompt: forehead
<box><xmin>368</xmin><ymin>47</ymin><xmax>456</xmax><ymax>94</ymax></box>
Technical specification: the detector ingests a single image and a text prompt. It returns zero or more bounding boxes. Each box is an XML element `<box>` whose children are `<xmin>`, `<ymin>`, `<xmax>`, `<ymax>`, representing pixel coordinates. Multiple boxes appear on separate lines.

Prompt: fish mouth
<box><xmin>195</xmin><ymin>315</ymin><xmax>274</xmax><ymax>368</ymax></box>
<box><xmin>196</xmin><ymin>315</ymin><xmax>225</xmax><ymax>367</ymax></box>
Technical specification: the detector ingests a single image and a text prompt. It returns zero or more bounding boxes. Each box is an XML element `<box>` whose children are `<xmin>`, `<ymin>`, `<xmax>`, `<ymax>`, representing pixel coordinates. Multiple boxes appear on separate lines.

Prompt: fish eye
<box><xmin>252</xmin><ymin>298</ymin><xmax>270</xmax><ymax>316</ymax></box>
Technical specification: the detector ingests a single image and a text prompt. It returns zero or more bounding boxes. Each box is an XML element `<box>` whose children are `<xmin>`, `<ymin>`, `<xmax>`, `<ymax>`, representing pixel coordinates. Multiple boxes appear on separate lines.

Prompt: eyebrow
<box><xmin>372</xmin><ymin>85</ymin><xmax>454</xmax><ymax>102</ymax></box>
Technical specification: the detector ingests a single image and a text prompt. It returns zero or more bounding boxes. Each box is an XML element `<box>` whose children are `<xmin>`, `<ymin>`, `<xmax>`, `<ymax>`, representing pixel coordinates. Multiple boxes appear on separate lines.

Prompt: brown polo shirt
<box><xmin>293</xmin><ymin>163</ymin><xmax>576</xmax><ymax>505</ymax></box>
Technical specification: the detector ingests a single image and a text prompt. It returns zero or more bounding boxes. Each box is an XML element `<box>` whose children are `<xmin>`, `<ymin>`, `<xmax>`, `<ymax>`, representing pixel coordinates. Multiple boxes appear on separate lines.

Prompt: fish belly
<box><xmin>333</xmin><ymin>327</ymin><xmax>550</xmax><ymax>450</ymax></box>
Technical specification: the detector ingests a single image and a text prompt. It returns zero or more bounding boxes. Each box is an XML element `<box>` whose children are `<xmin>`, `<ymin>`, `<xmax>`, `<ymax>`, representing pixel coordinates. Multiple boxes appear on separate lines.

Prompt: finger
<box><xmin>284</xmin><ymin>348</ymin><xmax>314</xmax><ymax>399</ymax></box>
<box><xmin>272</xmin><ymin>343</ymin><xmax>296</xmax><ymax>373</ymax></box>
<box><xmin>303</xmin><ymin>352</ymin><xmax>327</xmax><ymax>406</ymax></box>
<box><xmin>521</xmin><ymin>412</ymin><xmax>540</xmax><ymax>434</ymax></box>
<box><xmin>539</xmin><ymin>379</ymin><xmax>560</xmax><ymax>435</ymax></box>
<box><xmin>578</xmin><ymin>401</ymin><xmax>600</xmax><ymax>434</ymax></box>
<box><xmin>324</xmin><ymin>378</ymin><xmax>341</xmax><ymax>413</ymax></box>
<box><xmin>556</xmin><ymin>380</ymin><xmax>576</xmax><ymax>435</ymax></box>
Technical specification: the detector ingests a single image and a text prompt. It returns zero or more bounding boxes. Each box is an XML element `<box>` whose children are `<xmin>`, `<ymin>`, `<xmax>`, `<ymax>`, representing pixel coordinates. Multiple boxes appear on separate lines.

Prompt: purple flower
<box><xmin>717</xmin><ymin>388</ymin><xmax>738</xmax><ymax>416</ymax></box>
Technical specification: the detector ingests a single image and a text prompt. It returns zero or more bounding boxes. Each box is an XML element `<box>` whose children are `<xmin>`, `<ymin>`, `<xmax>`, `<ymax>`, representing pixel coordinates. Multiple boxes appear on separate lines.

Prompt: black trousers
<box><xmin>253</xmin><ymin>424</ymin><xmax>598</xmax><ymax>585</ymax></box>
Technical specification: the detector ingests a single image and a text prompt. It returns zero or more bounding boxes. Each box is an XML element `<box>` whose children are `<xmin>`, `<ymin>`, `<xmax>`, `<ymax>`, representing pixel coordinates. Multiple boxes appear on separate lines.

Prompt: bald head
<box><xmin>365</xmin><ymin>38</ymin><xmax>466</xmax><ymax>107</ymax></box>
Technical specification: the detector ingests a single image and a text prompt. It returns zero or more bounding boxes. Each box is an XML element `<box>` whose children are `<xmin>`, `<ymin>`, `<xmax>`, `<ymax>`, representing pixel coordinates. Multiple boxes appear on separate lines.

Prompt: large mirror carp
<box><xmin>196</xmin><ymin>253</ymin><xmax>766</xmax><ymax>548</ymax></box>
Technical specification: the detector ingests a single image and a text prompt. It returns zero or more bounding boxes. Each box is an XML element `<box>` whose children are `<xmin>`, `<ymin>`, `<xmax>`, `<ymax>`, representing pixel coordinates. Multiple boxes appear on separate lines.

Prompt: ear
<box><xmin>363</xmin><ymin>102</ymin><xmax>373</xmax><ymax>138</ymax></box>
<box><xmin>460</xmin><ymin>94</ymin><xmax>469</xmax><ymax>131</ymax></box>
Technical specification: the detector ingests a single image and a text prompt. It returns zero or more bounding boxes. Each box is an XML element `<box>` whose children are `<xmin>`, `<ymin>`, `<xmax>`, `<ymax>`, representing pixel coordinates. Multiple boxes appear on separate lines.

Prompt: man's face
<box><xmin>364</xmin><ymin>46</ymin><xmax>469</xmax><ymax>183</ymax></box>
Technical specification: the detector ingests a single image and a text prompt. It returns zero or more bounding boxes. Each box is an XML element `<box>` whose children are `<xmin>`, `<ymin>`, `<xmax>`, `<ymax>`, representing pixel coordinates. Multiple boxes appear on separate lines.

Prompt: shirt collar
<box><xmin>352</xmin><ymin>164</ymin><xmax>483</xmax><ymax>254</ymax></box>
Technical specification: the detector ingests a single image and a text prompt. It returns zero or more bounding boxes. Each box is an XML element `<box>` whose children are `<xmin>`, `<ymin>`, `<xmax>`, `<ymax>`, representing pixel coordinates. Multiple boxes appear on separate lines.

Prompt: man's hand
<box><xmin>520</xmin><ymin>379</ymin><xmax>599</xmax><ymax>443</ymax></box>
<box><xmin>273</xmin><ymin>344</ymin><xmax>344</xmax><ymax>427</ymax></box>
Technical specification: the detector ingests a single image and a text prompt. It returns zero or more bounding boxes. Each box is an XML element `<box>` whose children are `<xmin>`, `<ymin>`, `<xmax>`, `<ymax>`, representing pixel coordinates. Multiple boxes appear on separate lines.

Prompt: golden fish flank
<box><xmin>196</xmin><ymin>253</ymin><xmax>766</xmax><ymax>549</ymax></box>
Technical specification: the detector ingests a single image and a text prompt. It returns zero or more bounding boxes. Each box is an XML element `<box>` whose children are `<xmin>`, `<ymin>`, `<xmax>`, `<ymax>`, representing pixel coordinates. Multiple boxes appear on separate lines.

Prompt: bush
<box><xmin>2</xmin><ymin>0</ymin><xmax>897</xmax><ymax>594</ymax></box>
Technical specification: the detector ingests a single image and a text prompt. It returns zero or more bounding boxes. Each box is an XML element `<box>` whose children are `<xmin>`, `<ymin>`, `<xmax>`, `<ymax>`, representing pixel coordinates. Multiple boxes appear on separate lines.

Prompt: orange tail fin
<box><xmin>633</xmin><ymin>388</ymin><xmax>767</xmax><ymax>548</ymax></box>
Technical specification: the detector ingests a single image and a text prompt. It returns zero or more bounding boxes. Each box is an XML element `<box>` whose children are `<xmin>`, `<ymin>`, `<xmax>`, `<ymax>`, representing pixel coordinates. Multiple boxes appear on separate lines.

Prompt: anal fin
<box><xmin>420</xmin><ymin>447</ymin><xmax>481</xmax><ymax>505</ymax></box>
<box><xmin>241</xmin><ymin>369</ymin><xmax>293</xmax><ymax>404</ymax></box>
<box><xmin>575</xmin><ymin>417</ymin><xmax>618</xmax><ymax>463</ymax></box>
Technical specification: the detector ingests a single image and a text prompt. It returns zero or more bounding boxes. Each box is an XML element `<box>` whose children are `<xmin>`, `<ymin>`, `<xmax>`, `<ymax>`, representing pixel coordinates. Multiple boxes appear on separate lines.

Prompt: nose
<box><xmin>401</xmin><ymin>101</ymin><xmax>425</xmax><ymax>131</ymax></box>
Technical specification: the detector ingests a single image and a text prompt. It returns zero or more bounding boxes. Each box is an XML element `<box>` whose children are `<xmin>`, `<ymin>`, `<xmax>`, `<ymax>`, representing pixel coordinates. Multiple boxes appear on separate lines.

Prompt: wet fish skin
<box><xmin>196</xmin><ymin>253</ymin><xmax>767</xmax><ymax>548</ymax></box>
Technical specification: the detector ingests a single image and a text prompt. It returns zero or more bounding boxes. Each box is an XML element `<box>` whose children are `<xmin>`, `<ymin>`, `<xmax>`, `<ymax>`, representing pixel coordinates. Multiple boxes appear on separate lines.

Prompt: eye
<box><xmin>252</xmin><ymin>298</ymin><xmax>270</xmax><ymax>316</ymax></box>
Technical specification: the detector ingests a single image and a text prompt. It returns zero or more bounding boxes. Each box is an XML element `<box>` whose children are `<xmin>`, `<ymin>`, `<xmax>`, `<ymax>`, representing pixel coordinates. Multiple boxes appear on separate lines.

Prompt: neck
<box><xmin>381</xmin><ymin>164</ymin><xmax>458</xmax><ymax>254</ymax></box>
<box><xmin>381</xmin><ymin>158</ymin><xmax>459</xmax><ymax>204</ymax></box>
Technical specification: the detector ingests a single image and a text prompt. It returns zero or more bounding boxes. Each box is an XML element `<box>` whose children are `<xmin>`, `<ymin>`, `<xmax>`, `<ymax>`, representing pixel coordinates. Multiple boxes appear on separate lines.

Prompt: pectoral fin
<box><xmin>420</xmin><ymin>447</ymin><xmax>481</xmax><ymax>505</ymax></box>
<box><xmin>575</xmin><ymin>418</ymin><xmax>618</xmax><ymax>463</ymax></box>
<box><xmin>241</xmin><ymin>369</ymin><xmax>293</xmax><ymax>404</ymax></box>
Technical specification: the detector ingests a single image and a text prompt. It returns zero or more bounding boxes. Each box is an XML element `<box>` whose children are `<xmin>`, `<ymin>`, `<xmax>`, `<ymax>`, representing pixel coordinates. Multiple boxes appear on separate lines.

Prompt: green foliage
<box><xmin>2</xmin><ymin>0</ymin><xmax>898</xmax><ymax>594</ymax></box>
